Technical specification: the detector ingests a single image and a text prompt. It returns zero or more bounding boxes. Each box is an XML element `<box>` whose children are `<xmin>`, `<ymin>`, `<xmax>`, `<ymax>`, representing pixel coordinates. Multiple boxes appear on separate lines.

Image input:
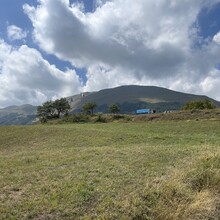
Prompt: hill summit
<box><xmin>67</xmin><ymin>85</ymin><xmax>220</xmax><ymax>114</ymax></box>
<box><xmin>0</xmin><ymin>85</ymin><xmax>219</xmax><ymax>125</ymax></box>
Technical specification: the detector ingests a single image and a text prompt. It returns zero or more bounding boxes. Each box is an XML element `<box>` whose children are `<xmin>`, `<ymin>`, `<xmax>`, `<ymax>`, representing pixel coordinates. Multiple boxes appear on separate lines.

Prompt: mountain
<box><xmin>1</xmin><ymin>85</ymin><xmax>220</xmax><ymax>125</ymax></box>
<box><xmin>0</xmin><ymin>104</ymin><xmax>37</xmax><ymax>125</ymax></box>
<box><xmin>67</xmin><ymin>85</ymin><xmax>220</xmax><ymax>113</ymax></box>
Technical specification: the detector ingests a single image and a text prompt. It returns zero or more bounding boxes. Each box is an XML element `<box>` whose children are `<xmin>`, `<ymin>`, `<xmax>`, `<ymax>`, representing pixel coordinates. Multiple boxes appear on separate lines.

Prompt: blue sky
<box><xmin>0</xmin><ymin>0</ymin><xmax>87</xmax><ymax>77</ymax></box>
<box><xmin>0</xmin><ymin>0</ymin><xmax>220</xmax><ymax>107</ymax></box>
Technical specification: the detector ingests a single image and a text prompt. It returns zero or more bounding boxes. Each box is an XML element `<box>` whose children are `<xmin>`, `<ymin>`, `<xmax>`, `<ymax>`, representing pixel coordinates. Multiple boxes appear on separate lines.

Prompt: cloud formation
<box><xmin>213</xmin><ymin>31</ymin><xmax>220</xmax><ymax>44</ymax></box>
<box><xmin>22</xmin><ymin>0</ymin><xmax>220</xmax><ymax>101</ymax></box>
<box><xmin>7</xmin><ymin>25</ymin><xmax>27</xmax><ymax>41</ymax></box>
<box><xmin>1</xmin><ymin>0</ymin><xmax>220</xmax><ymax>108</ymax></box>
<box><xmin>0</xmin><ymin>39</ymin><xmax>82</xmax><ymax>107</ymax></box>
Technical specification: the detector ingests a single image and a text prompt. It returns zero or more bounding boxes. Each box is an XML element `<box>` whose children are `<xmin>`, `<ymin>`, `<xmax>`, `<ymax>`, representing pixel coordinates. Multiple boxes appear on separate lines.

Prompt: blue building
<box><xmin>135</xmin><ymin>109</ymin><xmax>151</xmax><ymax>114</ymax></box>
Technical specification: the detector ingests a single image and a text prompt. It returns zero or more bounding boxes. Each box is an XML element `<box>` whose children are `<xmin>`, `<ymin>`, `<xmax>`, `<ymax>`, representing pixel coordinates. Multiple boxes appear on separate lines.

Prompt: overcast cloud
<box><xmin>1</xmin><ymin>0</ymin><xmax>220</xmax><ymax>107</ymax></box>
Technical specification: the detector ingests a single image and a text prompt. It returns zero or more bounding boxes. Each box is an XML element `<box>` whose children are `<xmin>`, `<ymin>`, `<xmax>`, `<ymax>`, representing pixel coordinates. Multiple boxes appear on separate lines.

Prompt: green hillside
<box><xmin>0</xmin><ymin>120</ymin><xmax>220</xmax><ymax>219</ymax></box>
<box><xmin>68</xmin><ymin>85</ymin><xmax>220</xmax><ymax>113</ymax></box>
<box><xmin>1</xmin><ymin>85</ymin><xmax>220</xmax><ymax>125</ymax></box>
<box><xmin>0</xmin><ymin>104</ymin><xmax>36</xmax><ymax>125</ymax></box>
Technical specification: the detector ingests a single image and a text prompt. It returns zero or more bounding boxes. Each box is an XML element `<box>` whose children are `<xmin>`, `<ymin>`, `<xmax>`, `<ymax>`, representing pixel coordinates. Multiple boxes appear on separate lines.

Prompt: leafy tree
<box><xmin>183</xmin><ymin>99</ymin><xmax>215</xmax><ymax>110</ymax></box>
<box><xmin>37</xmin><ymin>98</ymin><xmax>70</xmax><ymax>122</ymax></box>
<box><xmin>109</xmin><ymin>103</ymin><xmax>120</xmax><ymax>114</ymax></box>
<box><xmin>82</xmin><ymin>102</ymin><xmax>97</xmax><ymax>115</ymax></box>
<box><xmin>37</xmin><ymin>100</ymin><xmax>56</xmax><ymax>122</ymax></box>
<box><xmin>203</xmin><ymin>99</ymin><xmax>215</xmax><ymax>109</ymax></box>
<box><xmin>53</xmin><ymin>98</ymin><xmax>71</xmax><ymax>118</ymax></box>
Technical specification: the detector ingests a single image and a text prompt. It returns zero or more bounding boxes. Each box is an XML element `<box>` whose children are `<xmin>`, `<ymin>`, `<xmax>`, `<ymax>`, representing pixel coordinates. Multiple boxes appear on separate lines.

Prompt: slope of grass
<box><xmin>0</xmin><ymin>121</ymin><xmax>220</xmax><ymax>219</ymax></box>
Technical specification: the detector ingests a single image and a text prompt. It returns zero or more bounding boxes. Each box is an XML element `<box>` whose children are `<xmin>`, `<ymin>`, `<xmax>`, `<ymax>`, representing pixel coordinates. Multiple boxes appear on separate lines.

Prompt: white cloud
<box><xmin>0</xmin><ymin>39</ymin><xmax>11</xmax><ymax>71</ymax></box>
<box><xmin>23</xmin><ymin>0</ymin><xmax>220</xmax><ymax>101</ymax></box>
<box><xmin>7</xmin><ymin>25</ymin><xmax>28</xmax><ymax>41</ymax></box>
<box><xmin>1</xmin><ymin>0</ymin><xmax>220</xmax><ymax>108</ymax></box>
<box><xmin>0</xmin><ymin>39</ymin><xmax>82</xmax><ymax>107</ymax></box>
<box><xmin>213</xmin><ymin>31</ymin><xmax>220</xmax><ymax>44</ymax></box>
<box><xmin>24</xmin><ymin>0</ymin><xmax>195</xmax><ymax>73</ymax></box>
<box><xmin>199</xmin><ymin>69</ymin><xmax>220</xmax><ymax>101</ymax></box>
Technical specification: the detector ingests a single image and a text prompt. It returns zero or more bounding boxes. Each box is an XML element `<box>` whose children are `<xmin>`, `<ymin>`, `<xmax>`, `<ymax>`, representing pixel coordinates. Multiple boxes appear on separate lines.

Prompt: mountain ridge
<box><xmin>0</xmin><ymin>85</ymin><xmax>219</xmax><ymax>125</ymax></box>
<box><xmin>67</xmin><ymin>85</ymin><xmax>220</xmax><ymax>113</ymax></box>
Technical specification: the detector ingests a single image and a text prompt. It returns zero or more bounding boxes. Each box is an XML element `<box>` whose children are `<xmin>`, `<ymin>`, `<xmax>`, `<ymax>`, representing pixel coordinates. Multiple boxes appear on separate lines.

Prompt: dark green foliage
<box><xmin>95</xmin><ymin>114</ymin><xmax>107</xmax><ymax>123</ymax></box>
<box><xmin>183</xmin><ymin>99</ymin><xmax>216</xmax><ymax>110</ymax></box>
<box><xmin>62</xmin><ymin>113</ymin><xmax>90</xmax><ymax>123</ymax></box>
<box><xmin>112</xmin><ymin>114</ymin><xmax>125</xmax><ymax>120</ymax></box>
<box><xmin>82</xmin><ymin>102</ymin><xmax>97</xmax><ymax>115</ymax></box>
<box><xmin>109</xmin><ymin>103</ymin><xmax>120</xmax><ymax>114</ymax></box>
<box><xmin>53</xmin><ymin>98</ymin><xmax>71</xmax><ymax>118</ymax></box>
<box><xmin>37</xmin><ymin>98</ymin><xmax>70</xmax><ymax>122</ymax></box>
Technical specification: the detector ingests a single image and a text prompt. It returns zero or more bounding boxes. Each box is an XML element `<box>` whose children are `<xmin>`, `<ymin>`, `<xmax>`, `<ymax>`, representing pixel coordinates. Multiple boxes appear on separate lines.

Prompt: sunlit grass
<box><xmin>0</xmin><ymin>120</ymin><xmax>219</xmax><ymax>219</ymax></box>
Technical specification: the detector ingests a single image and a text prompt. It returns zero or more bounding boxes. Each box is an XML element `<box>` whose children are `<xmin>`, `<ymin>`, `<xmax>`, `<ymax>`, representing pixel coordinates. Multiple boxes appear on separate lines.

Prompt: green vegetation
<box><xmin>37</xmin><ymin>98</ymin><xmax>70</xmax><ymax>122</ymax></box>
<box><xmin>0</xmin><ymin>120</ymin><xmax>220</xmax><ymax>219</ymax></box>
<box><xmin>82</xmin><ymin>102</ymin><xmax>97</xmax><ymax>115</ymax></box>
<box><xmin>109</xmin><ymin>103</ymin><xmax>120</xmax><ymax>114</ymax></box>
<box><xmin>183</xmin><ymin>99</ymin><xmax>216</xmax><ymax>110</ymax></box>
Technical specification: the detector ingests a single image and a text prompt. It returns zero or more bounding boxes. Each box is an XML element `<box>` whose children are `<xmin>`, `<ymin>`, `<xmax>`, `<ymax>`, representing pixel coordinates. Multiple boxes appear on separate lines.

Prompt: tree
<box><xmin>37</xmin><ymin>98</ymin><xmax>71</xmax><ymax>122</ymax></box>
<box><xmin>53</xmin><ymin>98</ymin><xmax>71</xmax><ymax>118</ymax></box>
<box><xmin>37</xmin><ymin>100</ymin><xmax>56</xmax><ymax>122</ymax></box>
<box><xmin>109</xmin><ymin>103</ymin><xmax>120</xmax><ymax>114</ymax></box>
<box><xmin>82</xmin><ymin>102</ymin><xmax>97</xmax><ymax>115</ymax></box>
<box><xmin>204</xmin><ymin>99</ymin><xmax>215</xmax><ymax>109</ymax></box>
<box><xmin>183</xmin><ymin>99</ymin><xmax>215</xmax><ymax>110</ymax></box>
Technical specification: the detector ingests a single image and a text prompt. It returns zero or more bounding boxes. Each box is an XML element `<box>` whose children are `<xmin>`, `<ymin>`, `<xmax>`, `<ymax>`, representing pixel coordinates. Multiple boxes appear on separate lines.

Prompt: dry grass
<box><xmin>133</xmin><ymin>108</ymin><xmax>220</xmax><ymax>122</ymax></box>
<box><xmin>0</xmin><ymin>120</ymin><xmax>219</xmax><ymax>219</ymax></box>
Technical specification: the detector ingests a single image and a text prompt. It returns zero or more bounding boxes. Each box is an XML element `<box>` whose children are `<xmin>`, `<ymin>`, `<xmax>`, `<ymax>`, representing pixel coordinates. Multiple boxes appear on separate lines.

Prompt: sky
<box><xmin>0</xmin><ymin>0</ymin><xmax>220</xmax><ymax>108</ymax></box>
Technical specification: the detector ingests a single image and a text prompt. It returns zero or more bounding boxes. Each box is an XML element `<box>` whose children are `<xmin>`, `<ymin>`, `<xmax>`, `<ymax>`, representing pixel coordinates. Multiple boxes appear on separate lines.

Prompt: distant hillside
<box><xmin>0</xmin><ymin>85</ymin><xmax>220</xmax><ymax>125</ymax></box>
<box><xmin>0</xmin><ymin>104</ymin><xmax>36</xmax><ymax>125</ymax></box>
<box><xmin>67</xmin><ymin>85</ymin><xmax>220</xmax><ymax>114</ymax></box>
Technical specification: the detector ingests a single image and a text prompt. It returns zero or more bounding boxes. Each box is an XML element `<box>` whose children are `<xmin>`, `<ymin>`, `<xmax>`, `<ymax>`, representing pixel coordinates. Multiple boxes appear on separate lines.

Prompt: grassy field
<box><xmin>0</xmin><ymin>120</ymin><xmax>220</xmax><ymax>219</ymax></box>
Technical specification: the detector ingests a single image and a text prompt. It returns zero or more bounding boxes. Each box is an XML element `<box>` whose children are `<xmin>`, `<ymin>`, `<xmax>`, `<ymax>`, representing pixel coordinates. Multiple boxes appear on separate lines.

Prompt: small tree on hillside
<box><xmin>53</xmin><ymin>98</ymin><xmax>71</xmax><ymax>118</ymax></box>
<box><xmin>37</xmin><ymin>100</ymin><xmax>56</xmax><ymax>122</ymax></box>
<box><xmin>183</xmin><ymin>99</ymin><xmax>216</xmax><ymax>110</ymax></box>
<box><xmin>37</xmin><ymin>98</ymin><xmax>70</xmax><ymax>122</ymax></box>
<box><xmin>109</xmin><ymin>103</ymin><xmax>120</xmax><ymax>114</ymax></box>
<box><xmin>82</xmin><ymin>102</ymin><xmax>97</xmax><ymax>115</ymax></box>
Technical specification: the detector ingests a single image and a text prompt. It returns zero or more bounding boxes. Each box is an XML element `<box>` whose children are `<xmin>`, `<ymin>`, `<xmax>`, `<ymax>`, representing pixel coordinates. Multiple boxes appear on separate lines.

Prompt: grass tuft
<box><xmin>0</xmin><ymin>120</ymin><xmax>219</xmax><ymax>219</ymax></box>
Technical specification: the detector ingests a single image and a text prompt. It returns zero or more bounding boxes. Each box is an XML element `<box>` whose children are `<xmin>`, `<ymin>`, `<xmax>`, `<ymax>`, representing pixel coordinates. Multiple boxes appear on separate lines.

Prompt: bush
<box><xmin>183</xmin><ymin>99</ymin><xmax>216</xmax><ymax>110</ymax></box>
<box><xmin>62</xmin><ymin>114</ymin><xmax>90</xmax><ymax>123</ymax></box>
<box><xmin>95</xmin><ymin>114</ymin><xmax>107</xmax><ymax>123</ymax></box>
<box><xmin>112</xmin><ymin>114</ymin><xmax>125</xmax><ymax>120</ymax></box>
<box><xmin>109</xmin><ymin>104</ymin><xmax>120</xmax><ymax>114</ymax></box>
<box><xmin>82</xmin><ymin>102</ymin><xmax>97</xmax><ymax>115</ymax></box>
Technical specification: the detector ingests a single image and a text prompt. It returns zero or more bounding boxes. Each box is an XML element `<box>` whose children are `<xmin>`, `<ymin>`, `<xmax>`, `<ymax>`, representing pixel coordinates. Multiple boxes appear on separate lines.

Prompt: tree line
<box><xmin>37</xmin><ymin>97</ymin><xmax>216</xmax><ymax>123</ymax></box>
<box><xmin>37</xmin><ymin>98</ymin><xmax>120</xmax><ymax>122</ymax></box>
<box><xmin>182</xmin><ymin>99</ymin><xmax>215</xmax><ymax>110</ymax></box>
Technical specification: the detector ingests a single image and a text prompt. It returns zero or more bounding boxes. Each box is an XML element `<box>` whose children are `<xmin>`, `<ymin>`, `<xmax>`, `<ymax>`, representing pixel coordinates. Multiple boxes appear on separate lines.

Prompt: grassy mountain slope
<box><xmin>0</xmin><ymin>104</ymin><xmax>36</xmax><ymax>125</ymax></box>
<box><xmin>68</xmin><ymin>85</ymin><xmax>220</xmax><ymax>113</ymax></box>
<box><xmin>1</xmin><ymin>85</ymin><xmax>219</xmax><ymax>125</ymax></box>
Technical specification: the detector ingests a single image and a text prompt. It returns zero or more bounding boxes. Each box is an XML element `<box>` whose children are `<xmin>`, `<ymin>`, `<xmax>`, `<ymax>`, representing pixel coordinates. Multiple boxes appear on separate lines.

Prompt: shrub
<box><xmin>109</xmin><ymin>103</ymin><xmax>120</xmax><ymax>114</ymax></box>
<box><xmin>82</xmin><ymin>102</ymin><xmax>97</xmax><ymax>115</ymax></box>
<box><xmin>62</xmin><ymin>114</ymin><xmax>90</xmax><ymax>123</ymax></box>
<box><xmin>95</xmin><ymin>114</ymin><xmax>107</xmax><ymax>123</ymax></box>
<box><xmin>183</xmin><ymin>99</ymin><xmax>216</xmax><ymax>110</ymax></box>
